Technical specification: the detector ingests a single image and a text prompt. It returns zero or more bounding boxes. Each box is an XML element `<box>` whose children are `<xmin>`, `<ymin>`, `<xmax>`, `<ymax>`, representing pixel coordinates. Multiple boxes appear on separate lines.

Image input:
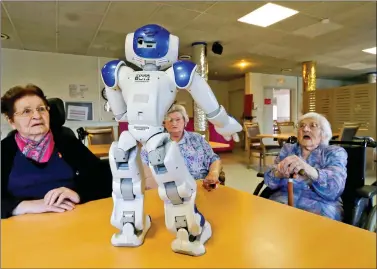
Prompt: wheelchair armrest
<box><xmin>356</xmin><ymin>185</ymin><xmax>377</xmax><ymax>199</ymax></box>
<box><xmin>257</xmin><ymin>172</ymin><xmax>264</xmax><ymax>178</ymax></box>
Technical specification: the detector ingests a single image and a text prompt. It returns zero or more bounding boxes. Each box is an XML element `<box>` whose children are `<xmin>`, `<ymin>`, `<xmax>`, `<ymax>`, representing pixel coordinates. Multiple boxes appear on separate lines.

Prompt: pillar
<box><xmin>191</xmin><ymin>42</ymin><xmax>209</xmax><ymax>141</ymax></box>
<box><xmin>302</xmin><ymin>61</ymin><xmax>317</xmax><ymax>113</ymax></box>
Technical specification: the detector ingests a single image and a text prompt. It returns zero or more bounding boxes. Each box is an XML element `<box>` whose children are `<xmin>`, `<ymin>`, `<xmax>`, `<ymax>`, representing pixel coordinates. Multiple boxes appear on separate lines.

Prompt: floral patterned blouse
<box><xmin>264</xmin><ymin>143</ymin><xmax>348</xmax><ymax>221</ymax></box>
<box><xmin>141</xmin><ymin>131</ymin><xmax>220</xmax><ymax>180</ymax></box>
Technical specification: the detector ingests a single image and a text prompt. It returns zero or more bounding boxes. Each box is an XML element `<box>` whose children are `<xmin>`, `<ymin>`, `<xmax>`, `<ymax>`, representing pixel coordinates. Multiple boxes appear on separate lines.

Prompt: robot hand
<box><xmin>214</xmin><ymin>116</ymin><xmax>243</xmax><ymax>142</ymax></box>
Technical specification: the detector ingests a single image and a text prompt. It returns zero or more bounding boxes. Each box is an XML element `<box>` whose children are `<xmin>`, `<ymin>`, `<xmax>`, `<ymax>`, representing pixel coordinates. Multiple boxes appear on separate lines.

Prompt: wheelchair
<box><xmin>254</xmin><ymin>136</ymin><xmax>377</xmax><ymax>232</ymax></box>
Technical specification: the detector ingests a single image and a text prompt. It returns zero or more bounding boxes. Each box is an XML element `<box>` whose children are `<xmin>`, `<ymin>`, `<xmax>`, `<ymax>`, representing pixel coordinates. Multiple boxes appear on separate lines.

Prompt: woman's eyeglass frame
<box><xmin>13</xmin><ymin>105</ymin><xmax>50</xmax><ymax>118</ymax></box>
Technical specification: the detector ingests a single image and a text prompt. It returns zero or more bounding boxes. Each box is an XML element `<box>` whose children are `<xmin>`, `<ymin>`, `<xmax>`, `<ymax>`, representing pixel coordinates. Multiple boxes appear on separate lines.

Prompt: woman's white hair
<box><xmin>298</xmin><ymin>112</ymin><xmax>333</xmax><ymax>145</ymax></box>
<box><xmin>166</xmin><ymin>104</ymin><xmax>189</xmax><ymax>126</ymax></box>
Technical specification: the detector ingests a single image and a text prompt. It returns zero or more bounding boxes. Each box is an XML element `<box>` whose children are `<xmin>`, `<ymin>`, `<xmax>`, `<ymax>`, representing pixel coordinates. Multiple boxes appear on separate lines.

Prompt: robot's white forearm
<box><xmin>105</xmin><ymin>87</ymin><xmax>127</xmax><ymax>121</ymax></box>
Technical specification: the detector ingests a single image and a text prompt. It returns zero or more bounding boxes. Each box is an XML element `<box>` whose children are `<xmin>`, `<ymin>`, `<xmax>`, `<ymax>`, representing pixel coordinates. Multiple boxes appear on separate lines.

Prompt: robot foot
<box><xmin>171</xmin><ymin>221</ymin><xmax>212</xmax><ymax>256</ymax></box>
<box><xmin>111</xmin><ymin>215</ymin><xmax>152</xmax><ymax>247</ymax></box>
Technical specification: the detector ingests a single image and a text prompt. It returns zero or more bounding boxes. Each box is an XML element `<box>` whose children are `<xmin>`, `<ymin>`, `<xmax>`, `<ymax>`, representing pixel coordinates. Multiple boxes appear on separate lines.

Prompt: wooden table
<box><xmin>89</xmin><ymin>141</ymin><xmax>229</xmax><ymax>158</ymax></box>
<box><xmin>257</xmin><ymin>133</ymin><xmax>296</xmax><ymax>140</ymax></box>
<box><xmin>2</xmin><ymin>184</ymin><xmax>375</xmax><ymax>268</ymax></box>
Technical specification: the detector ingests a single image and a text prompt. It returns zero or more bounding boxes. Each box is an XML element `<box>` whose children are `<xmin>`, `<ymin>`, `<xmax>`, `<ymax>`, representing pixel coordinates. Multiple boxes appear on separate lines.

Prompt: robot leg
<box><xmin>109</xmin><ymin>131</ymin><xmax>151</xmax><ymax>247</ymax></box>
<box><xmin>145</xmin><ymin>133</ymin><xmax>212</xmax><ymax>256</ymax></box>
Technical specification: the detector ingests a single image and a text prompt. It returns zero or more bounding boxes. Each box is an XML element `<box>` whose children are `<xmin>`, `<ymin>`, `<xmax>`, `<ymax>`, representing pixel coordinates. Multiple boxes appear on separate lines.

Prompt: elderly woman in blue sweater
<box><xmin>264</xmin><ymin>112</ymin><xmax>348</xmax><ymax>221</ymax></box>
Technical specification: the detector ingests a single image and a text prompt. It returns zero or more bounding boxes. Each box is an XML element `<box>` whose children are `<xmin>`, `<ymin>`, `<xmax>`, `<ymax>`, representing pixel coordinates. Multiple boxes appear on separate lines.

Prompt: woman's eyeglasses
<box><xmin>296</xmin><ymin>122</ymin><xmax>320</xmax><ymax>130</ymax></box>
<box><xmin>14</xmin><ymin>106</ymin><xmax>49</xmax><ymax>117</ymax></box>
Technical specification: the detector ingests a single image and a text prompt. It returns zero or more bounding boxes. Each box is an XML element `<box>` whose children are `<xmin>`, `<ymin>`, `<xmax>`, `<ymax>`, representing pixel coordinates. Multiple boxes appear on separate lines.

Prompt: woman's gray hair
<box><xmin>298</xmin><ymin>112</ymin><xmax>333</xmax><ymax>145</ymax></box>
<box><xmin>166</xmin><ymin>104</ymin><xmax>189</xmax><ymax>126</ymax></box>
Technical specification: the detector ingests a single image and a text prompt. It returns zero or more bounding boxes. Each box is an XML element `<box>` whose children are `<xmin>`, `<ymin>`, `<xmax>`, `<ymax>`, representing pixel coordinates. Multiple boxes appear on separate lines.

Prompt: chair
<box><xmin>276</xmin><ymin>121</ymin><xmax>295</xmax><ymax>146</ymax></box>
<box><xmin>85</xmin><ymin>126</ymin><xmax>114</xmax><ymax>145</ymax></box>
<box><xmin>254</xmin><ymin>136</ymin><xmax>377</xmax><ymax>232</ymax></box>
<box><xmin>243</xmin><ymin>122</ymin><xmax>281</xmax><ymax>170</ymax></box>
<box><xmin>339</xmin><ymin>124</ymin><xmax>360</xmax><ymax>141</ymax></box>
<box><xmin>277</xmin><ymin>121</ymin><xmax>295</xmax><ymax>134</ymax></box>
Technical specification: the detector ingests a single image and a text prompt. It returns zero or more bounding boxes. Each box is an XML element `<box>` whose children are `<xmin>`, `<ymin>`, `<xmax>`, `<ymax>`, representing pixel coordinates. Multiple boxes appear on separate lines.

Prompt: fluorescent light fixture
<box><xmin>238</xmin><ymin>3</ymin><xmax>299</xmax><ymax>27</ymax></box>
<box><xmin>362</xmin><ymin>47</ymin><xmax>376</xmax><ymax>55</ymax></box>
<box><xmin>339</xmin><ymin>62</ymin><xmax>376</xmax><ymax>70</ymax></box>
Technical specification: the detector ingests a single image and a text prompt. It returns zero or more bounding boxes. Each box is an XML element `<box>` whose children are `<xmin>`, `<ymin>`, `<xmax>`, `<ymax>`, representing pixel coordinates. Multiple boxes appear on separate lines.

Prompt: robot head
<box><xmin>125</xmin><ymin>24</ymin><xmax>179</xmax><ymax>70</ymax></box>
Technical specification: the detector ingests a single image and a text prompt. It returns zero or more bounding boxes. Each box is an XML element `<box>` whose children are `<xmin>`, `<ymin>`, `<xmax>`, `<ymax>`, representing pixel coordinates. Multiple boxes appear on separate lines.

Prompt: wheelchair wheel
<box><xmin>365</xmin><ymin>206</ymin><xmax>376</xmax><ymax>232</ymax></box>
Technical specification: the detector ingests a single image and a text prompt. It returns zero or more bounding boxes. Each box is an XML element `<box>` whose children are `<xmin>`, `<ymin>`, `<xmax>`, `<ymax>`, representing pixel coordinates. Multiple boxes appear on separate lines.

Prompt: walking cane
<box><xmin>287</xmin><ymin>178</ymin><xmax>294</xmax><ymax>207</ymax></box>
<box><xmin>287</xmin><ymin>169</ymin><xmax>306</xmax><ymax>207</ymax></box>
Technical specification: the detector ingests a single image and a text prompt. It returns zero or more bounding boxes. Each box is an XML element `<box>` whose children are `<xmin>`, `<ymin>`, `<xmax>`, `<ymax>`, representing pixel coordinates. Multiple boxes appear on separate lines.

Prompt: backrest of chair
<box><xmin>47</xmin><ymin>98</ymin><xmax>66</xmax><ymax>131</ymax></box>
<box><xmin>340</xmin><ymin>125</ymin><xmax>360</xmax><ymax>141</ymax></box>
<box><xmin>244</xmin><ymin>122</ymin><xmax>260</xmax><ymax>143</ymax></box>
<box><xmin>337</xmin><ymin>144</ymin><xmax>367</xmax><ymax>223</ymax></box>
<box><xmin>277</xmin><ymin>122</ymin><xmax>295</xmax><ymax>134</ymax></box>
<box><xmin>85</xmin><ymin>127</ymin><xmax>114</xmax><ymax>145</ymax></box>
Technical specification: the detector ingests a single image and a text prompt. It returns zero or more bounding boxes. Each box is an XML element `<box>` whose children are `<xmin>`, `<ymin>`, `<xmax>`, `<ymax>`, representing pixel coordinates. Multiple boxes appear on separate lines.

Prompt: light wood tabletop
<box><xmin>2</xmin><ymin>183</ymin><xmax>375</xmax><ymax>268</ymax></box>
<box><xmin>89</xmin><ymin>141</ymin><xmax>229</xmax><ymax>157</ymax></box>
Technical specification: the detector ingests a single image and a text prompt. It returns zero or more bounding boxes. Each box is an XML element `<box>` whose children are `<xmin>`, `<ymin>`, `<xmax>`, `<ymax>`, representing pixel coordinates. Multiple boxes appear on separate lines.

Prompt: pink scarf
<box><xmin>15</xmin><ymin>131</ymin><xmax>55</xmax><ymax>163</ymax></box>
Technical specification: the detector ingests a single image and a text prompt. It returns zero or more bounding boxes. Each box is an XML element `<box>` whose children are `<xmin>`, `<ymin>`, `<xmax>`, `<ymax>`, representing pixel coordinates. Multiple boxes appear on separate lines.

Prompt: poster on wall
<box><xmin>69</xmin><ymin>84</ymin><xmax>88</xmax><ymax>99</ymax></box>
<box><xmin>65</xmin><ymin>101</ymin><xmax>93</xmax><ymax>121</ymax></box>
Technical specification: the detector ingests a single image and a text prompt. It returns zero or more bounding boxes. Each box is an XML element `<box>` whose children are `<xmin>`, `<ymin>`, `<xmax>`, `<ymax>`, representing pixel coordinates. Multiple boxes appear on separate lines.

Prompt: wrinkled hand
<box><xmin>214</xmin><ymin>116</ymin><xmax>242</xmax><ymax>142</ymax></box>
<box><xmin>44</xmin><ymin>187</ymin><xmax>80</xmax><ymax>206</ymax></box>
<box><xmin>202</xmin><ymin>172</ymin><xmax>220</xmax><ymax>191</ymax></box>
<box><xmin>13</xmin><ymin>199</ymin><xmax>74</xmax><ymax>216</ymax></box>
<box><xmin>277</xmin><ymin>155</ymin><xmax>309</xmax><ymax>179</ymax></box>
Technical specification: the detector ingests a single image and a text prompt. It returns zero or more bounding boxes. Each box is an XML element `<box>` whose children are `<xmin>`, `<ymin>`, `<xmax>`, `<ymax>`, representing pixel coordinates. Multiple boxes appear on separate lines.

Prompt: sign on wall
<box><xmin>69</xmin><ymin>84</ymin><xmax>88</xmax><ymax>99</ymax></box>
<box><xmin>65</xmin><ymin>101</ymin><xmax>93</xmax><ymax>121</ymax></box>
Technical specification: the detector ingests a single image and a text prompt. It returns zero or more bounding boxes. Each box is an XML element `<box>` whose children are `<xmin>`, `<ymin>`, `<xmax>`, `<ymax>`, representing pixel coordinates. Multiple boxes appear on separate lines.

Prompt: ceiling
<box><xmin>1</xmin><ymin>1</ymin><xmax>376</xmax><ymax>80</ymax></box>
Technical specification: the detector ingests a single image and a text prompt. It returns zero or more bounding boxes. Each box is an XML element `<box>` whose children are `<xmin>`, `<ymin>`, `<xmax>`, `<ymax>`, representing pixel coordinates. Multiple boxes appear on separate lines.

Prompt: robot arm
<box><xmin>101</xmin><ymin>60</ymin><xmax>134</xmax><ymax>122</ymax></box>
<box><xmin>166</xmin><ymin>61</ymin><xmax>242</xmax><ymax>141</ymax></box>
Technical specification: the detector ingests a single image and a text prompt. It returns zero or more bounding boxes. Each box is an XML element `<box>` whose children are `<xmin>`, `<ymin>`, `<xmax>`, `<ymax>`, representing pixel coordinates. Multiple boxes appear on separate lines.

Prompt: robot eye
<box><xmin>137</xmin><ymin>38</ymin><xmax>143</xmax><ymax>45</ymax></box>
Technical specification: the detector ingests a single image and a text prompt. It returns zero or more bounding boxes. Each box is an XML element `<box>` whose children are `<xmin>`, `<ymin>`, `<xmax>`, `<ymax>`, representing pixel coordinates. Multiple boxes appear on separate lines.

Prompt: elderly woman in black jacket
<box><xmin>1</xmin><ymin>84</ymin><xmax>112</xmax><ymax>219</ymax></box>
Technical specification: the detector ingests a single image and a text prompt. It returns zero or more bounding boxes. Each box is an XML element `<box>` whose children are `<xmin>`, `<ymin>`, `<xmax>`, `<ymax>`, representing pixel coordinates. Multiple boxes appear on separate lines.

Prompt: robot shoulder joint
<box><xmin>101</xmin><ymin>60</ymin><xmax>126</xmax><ymax>88</ymax></box>
<box><xmin>172</xmin><ymin>60</ymin><xmax>197</xmax><ymax>89</ymax></box>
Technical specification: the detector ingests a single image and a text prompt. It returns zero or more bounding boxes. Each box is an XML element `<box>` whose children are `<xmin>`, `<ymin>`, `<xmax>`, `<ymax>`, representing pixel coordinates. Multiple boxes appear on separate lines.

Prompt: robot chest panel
<box><xmin>123</xmin><ymin>71</ymin><xmax>176</xmax><ymax>125</ymax></box>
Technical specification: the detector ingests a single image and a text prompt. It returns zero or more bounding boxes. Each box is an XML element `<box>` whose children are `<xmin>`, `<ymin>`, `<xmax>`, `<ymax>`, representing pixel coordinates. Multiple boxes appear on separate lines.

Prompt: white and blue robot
<box><xmin>100</xmin><ymin>24</ymin><xmax>242</xmax><ymax>256</ymax></box>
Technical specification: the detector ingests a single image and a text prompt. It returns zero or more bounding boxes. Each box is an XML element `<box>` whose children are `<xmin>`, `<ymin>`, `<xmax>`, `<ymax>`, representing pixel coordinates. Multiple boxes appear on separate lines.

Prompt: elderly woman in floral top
<box><xmin>141</xmin><ymin>104</ymin><xmax>222</xmax><ymax>191</ymax></box>
<box><xmin>264</xmin><ymin>112</ymin><xmax>348</xmax><ymax>221</ymax></box>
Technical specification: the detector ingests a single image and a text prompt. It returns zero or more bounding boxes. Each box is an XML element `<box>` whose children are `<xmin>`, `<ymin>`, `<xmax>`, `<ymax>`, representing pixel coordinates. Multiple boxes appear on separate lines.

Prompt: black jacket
<box><xmin>1</xmin><ymin>128</ymin><xmax>112</xmax><ymax>219</ymax></box>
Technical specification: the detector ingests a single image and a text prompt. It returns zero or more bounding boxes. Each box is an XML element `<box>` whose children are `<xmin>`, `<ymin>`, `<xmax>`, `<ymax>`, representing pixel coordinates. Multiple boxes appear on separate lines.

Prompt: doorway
<box><xmin>263</xmin><ymin>88</ymin><xmax>292</xmax><ymax>135</ymax></box>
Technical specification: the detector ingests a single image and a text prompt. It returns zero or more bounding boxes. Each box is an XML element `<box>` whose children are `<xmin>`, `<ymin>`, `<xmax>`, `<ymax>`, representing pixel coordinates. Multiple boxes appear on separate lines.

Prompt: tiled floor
<box><xmin>218</xmin><ymin>147</ymin><xmax>377</xmax><ymax>196</ymax></box>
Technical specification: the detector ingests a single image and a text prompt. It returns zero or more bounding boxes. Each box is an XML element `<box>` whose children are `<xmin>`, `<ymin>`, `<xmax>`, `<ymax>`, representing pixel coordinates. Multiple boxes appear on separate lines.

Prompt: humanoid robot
<box><xmin>101</xmin><ymin>24</ymin><xmax>242</xmax><ymax>256</ymax></box>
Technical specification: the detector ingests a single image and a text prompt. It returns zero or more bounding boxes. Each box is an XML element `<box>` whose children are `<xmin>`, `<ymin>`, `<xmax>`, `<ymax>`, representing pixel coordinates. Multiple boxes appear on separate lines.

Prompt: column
<box><xmin>191</xmin><ymin>42</ymin><xmax>209</xmax><ymax>141</ymax></box>
<box><xmin>302</xmin><ymin>61</ymin><xmax>317</xmax><ymax>113</ymax></box>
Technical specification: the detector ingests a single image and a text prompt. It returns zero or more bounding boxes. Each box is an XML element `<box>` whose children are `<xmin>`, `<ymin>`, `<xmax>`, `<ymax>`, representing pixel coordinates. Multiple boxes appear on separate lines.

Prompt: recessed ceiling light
<box><xmin>281</xmin><ymin>68</ymin><xmax>292</xmax><ymax>72</ymax></box>
<box><xmin>1</xmin><ymin>33</ymin><xmax>10</xmax><ymax>40</ymax></box>
<box><xmin>362</xmin><ymin>47</ymin><xmax>376</xmax><ymax>55</ymax></box>
<box><xmin>237</xmin><ymin>3</ymin><xmax>299</xmax><ymax>27</ymax></box>
<box><xmin>235</xmin><ymin>60</ymin><xmax>251</xmax><ymax>68</ymax></box>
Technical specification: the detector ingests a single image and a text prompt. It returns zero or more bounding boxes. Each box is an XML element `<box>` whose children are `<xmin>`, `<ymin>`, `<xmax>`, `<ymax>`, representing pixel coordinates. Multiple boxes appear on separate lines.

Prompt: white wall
<box><xmin>0</xmin><ymin>48</ymin><xmax>119</xmax><ymax>139</ymax></box>
<box><xmin>245</xmin><ymin>73</ymin><xmax>298</xmax><ymax>134</ymax></box>
<box><xmin>0</xmin><ymin>48</ymin><xmax>243</xmax><ymax>139</ymax></box>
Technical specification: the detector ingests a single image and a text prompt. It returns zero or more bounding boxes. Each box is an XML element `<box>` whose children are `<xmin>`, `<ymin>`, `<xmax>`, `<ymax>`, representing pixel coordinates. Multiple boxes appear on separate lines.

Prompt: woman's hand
<box><xmin>202</xmin><ymin>171</ymin><xmax>220</xmax><ymax>191</ymax></box>
<box><xmin>278</xmin><ymin>155</ymin><xmax>318</xmax><ymax>180</ymax></box>
<box><xmin>44</xmin><ymin>187</ymin><xmax>80</xmax><ymax>206</ymax></box>
<box><xmin>12</xmin><ymin>199</ymin><xmax>74</xmax><ymax>216</ymax></box>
